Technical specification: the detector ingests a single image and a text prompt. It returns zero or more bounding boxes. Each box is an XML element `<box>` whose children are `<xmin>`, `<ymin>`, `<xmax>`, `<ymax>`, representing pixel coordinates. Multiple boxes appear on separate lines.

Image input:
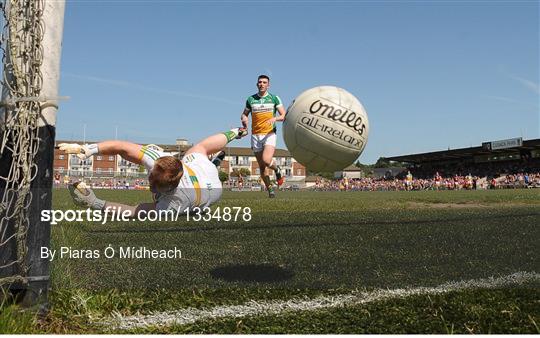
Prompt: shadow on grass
<box><xmin>210</xmin><ymin>264</ymin><xmax>294</xmax><ymax>283</ymax></box>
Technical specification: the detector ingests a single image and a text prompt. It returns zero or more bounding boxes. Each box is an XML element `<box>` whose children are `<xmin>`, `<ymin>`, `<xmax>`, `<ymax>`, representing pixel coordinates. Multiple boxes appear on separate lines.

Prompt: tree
<box><xmin>374</xmin><ymin>157</ymin><xmax>393</xmax><ymax>168</ymax></box>
<box><xmin>306</xmin><ymin>171</ymin><xmax>334</xmax><ymax>180</ymax></box>
<box><xmin>218</xmin><ymin>170</ymin><xmax>229</xmax><ymax>182</ymax></box>
<box><xmin>230</xmin><ymin>168</ymin><xmax>251</xmax><ymax>177</ymax></box>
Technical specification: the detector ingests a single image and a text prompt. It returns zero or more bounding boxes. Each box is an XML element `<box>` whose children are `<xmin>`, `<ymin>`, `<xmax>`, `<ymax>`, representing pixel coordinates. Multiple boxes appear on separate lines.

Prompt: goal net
<box><xmin>0</xmin><ymin>0</ymin><xmax>65</xmax><ymax>306</ymax></box>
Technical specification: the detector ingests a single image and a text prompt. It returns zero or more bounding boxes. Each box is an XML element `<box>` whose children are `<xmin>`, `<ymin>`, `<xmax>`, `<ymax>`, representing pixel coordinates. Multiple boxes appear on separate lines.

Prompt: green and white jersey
<box><xmin>245</xmin><ymin>92</ymin><xmax>283</xmax><ymax>135</ymax></box>
<box><xmin>139</xmin><ymin>146</ymin><xmax>222</xmax><ymax>213</ymax></box>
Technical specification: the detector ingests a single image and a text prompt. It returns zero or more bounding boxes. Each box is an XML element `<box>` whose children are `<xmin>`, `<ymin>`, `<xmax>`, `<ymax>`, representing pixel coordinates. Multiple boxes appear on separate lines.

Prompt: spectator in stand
<box><xmin>434</xmin><ymin>172</ymin><xmax>442</xmax><ymax>190</ymax></box>
<box><xmin>405</xmin><ymin>171</ymin><xmax>413</xmax><ymax>191</ymax></box>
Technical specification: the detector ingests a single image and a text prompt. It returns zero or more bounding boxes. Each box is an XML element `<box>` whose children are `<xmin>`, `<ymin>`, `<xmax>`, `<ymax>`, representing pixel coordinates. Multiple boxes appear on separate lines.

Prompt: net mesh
<box><xmin>0</xmin><ymin>0</ymin><xmax>44</xmax><ymax>287</ymax></box>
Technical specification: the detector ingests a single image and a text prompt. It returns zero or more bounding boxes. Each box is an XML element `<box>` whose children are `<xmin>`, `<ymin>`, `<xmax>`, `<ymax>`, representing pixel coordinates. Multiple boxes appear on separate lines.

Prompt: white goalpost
<box><xmin>0</xmin><ymin>0</ymin><xmax>65</xmax><ymax>308</ymax></box>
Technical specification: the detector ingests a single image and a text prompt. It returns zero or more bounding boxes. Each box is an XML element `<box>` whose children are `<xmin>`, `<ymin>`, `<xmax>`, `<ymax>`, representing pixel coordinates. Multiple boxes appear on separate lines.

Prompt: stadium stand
<box><xmin>313</xmin><ymin>138</ymin><xmax>540</xmax><ymax>191</ymax></box>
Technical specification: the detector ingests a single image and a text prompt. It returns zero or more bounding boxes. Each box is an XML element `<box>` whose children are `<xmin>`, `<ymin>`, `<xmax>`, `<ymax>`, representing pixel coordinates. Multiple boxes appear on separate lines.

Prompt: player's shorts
<box><xmin>182</xmin><ymin>152</ymin><xmax>223</xmax><ymax>206</ymax></box>
<box><xmin>251</xmin><ymin>133</ymin><xmax>276</xmax><ymax>153</ymax></box>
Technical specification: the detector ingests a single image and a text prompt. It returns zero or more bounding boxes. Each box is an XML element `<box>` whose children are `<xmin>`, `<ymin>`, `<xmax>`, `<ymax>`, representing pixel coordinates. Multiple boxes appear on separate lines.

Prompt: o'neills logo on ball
<box><xmin>308</xmin><ymin>99</ymin><xmax>367</xmax><ymax>137</ymax></box>
<box><xmin>298</xmin><ymin>98</ymin><xmax>367</xmax><ymax>149</ymax></box>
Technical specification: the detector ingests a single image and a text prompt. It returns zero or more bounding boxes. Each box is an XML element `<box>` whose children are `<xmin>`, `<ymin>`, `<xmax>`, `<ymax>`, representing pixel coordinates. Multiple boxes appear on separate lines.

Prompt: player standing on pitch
<box><xmin>59</xmin><ymin>127</ymin><xmax>247</xmax><ymax>215</ymax></box>
<box><xmin>241</xmin><ymin>75</ymin><xmax>286</xmax><ymax>198</ymax></box>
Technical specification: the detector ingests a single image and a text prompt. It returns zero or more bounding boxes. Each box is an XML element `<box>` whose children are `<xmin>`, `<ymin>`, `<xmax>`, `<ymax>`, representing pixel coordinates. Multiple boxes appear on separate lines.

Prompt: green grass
<box><xmin>151</xmin><ymin>287</ymin><xmax>540</xmax><ymax>334</ymax></box>
<box><xmin>2</xmin><ymin>189</ymin><xmax>539</xmax><ymax>333</ymax></box>
<box><xmin>0</xmin><ymin>304</ymin><xmax>39</xmax><ymax>333</ymax></box>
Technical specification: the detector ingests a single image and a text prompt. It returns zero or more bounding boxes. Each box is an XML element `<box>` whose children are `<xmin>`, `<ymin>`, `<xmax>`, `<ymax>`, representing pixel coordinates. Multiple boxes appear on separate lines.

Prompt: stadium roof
<box><xmin>386</xmin><ymin>138</ymin><xmax>540</xmax><ymax>164</ymax></box>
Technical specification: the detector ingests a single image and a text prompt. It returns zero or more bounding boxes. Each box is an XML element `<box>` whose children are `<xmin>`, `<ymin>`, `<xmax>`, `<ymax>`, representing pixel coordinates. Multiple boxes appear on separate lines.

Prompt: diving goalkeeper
<box><xmin>59</xmin><ymin>127</ymin><xmax>247</xmax><ymax>217</ymax></box>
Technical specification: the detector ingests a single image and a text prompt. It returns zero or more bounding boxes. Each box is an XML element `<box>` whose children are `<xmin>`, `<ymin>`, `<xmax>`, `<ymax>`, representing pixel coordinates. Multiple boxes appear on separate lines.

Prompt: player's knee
<box><xmin>262</xmin><ymin>157</ymin><xmax>273</xmax><ymax>167</ymax></box>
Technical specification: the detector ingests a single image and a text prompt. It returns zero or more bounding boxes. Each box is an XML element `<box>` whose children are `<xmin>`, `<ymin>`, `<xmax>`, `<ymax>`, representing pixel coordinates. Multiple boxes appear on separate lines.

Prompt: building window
<box><xmin>256</xmin><ymin>168</ymin><xmax>260</xmax><ymax>175</ymax></box>
<box><xmin>96</xmin><ymin>168</ymin><xmax>102</xmax><ymax>173</ymax></box>
<box><xmin>109</xmin><ymin>156</ymin><xmax>114</xmax><ymax>161</ymax></box>
<box><xmin>58</xmin><ymin>167</ymin><xmax>64</xmax><ymax>173</ymax></box>
<box><xmin>96</xmin><ymin>156</ymin><xmax>103</xmax><ymax>160</ymax></box>
<box><xmin>297</xmin><ymin>169</ymin><xmax>302</xmax><ymax>176</ymax></box>
<box><xmin>59</xmin><ymin>154</ymin><xmax>65</xmax><ymax>160</ymax></box>
<box><xmin>108</xmin><ymin>168</ymin><xmax>113</xmax><ymax>173</ymax></box>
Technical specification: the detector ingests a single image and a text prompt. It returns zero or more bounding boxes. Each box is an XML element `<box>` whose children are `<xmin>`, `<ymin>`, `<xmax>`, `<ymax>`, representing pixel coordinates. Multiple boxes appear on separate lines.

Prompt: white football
<box><xmin>283</xmin><ymin>86</ymin><xmax>369</xmax><ymax>172</ymax></box>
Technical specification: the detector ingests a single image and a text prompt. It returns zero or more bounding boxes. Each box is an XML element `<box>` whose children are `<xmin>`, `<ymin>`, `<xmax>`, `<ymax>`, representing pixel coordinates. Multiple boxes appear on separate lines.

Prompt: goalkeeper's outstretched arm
<box><xmin>97</xmin><ymin>140</ymin><xmax>143</xmax><ymax>164</ymax></box>
<box><xmin>59</xmin><ymin>140</ymin><xmax>144</xmax><ymax>165</ymax></box>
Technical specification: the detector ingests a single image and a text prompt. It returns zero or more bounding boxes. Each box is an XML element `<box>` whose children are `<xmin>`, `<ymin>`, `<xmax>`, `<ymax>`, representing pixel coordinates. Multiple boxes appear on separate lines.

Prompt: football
<box><xmin>283</xmin><ymin>86</ymin><xmax>369</xmax><ymax>172</ymax></box>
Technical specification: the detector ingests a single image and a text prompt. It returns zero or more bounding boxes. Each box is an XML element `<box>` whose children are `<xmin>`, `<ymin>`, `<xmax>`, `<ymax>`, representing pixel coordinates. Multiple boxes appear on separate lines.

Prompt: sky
<box><xmin>56</xmin><ymin>0</ymin><xmax>539</xmax><ymax>164</ymax></box>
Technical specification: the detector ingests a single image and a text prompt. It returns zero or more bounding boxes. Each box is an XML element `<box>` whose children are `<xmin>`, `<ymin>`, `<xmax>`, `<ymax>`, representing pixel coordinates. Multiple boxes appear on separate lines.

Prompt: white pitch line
<box><xmin>100</xmin><ymin>271</ymin><xmax>539</xmax><ymax>331</ymax></box>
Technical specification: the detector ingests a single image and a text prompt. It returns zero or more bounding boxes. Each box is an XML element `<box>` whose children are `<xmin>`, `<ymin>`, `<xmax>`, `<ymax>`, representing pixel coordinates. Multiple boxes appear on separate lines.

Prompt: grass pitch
<box><xmin>2</xmin><ymin>189</ymin><xmax>539</xmax><ymax>333</ymax></box>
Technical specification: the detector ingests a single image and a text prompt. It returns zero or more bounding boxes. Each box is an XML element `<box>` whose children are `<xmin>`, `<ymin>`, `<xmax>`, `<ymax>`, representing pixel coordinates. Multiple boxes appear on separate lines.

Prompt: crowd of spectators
<box><xmin>402</xmin><ymin>158</ymin><xmax>540</xmax><ymax>180</ymax></box>
<box><xmin>53</xmin><ymin>173</ymin><xmax>148</xmax><ymax>190</ymax></box>
<box><xmin>312</xmin><ymin>169</ymin><xmax>540</xmax><ymax>192</ymax></box>
<box><xmin>312</xmin><ymin>158</ymin><xmax>540</xmax><ymax>192</ymax></box>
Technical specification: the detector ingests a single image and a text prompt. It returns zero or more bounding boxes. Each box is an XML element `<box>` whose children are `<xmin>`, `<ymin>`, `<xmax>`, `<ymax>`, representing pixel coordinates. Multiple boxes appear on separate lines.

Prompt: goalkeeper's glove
<box><xmin>58</xmin><ymin>143</ymin><xmax>99</xmax><ymax>160</ymax></box>
<box><xmin>68</xmin><ymin>182</ymin><xmax>106</xmax><ymax>210</ymax></box>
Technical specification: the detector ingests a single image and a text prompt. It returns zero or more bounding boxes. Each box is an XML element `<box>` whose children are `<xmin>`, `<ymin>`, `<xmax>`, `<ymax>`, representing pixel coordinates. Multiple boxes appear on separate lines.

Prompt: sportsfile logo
<box><xmin>299</xmin><ymin>99</ymin><xmax>367</xmax><ymax>149</ymax></box>
<box><xmin>40</xmin><ymin>206</ymin><xmax>252</xmax><ymax>224</ymax></box>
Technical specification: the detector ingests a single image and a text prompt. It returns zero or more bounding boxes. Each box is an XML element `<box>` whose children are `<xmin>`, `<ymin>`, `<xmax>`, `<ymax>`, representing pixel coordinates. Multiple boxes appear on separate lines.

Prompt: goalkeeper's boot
<box><xmin>268</xmin><ymin>186</ymin><xmax>276</xmax><ymax>198</ymax></box>
<box><xmin>275</xmin><ymin>165</ymin><xmax>284</xmax><ymax>187</ymax></box>
<box><xmin>211</xmin><ymin>151</ymin><xmax>226</xmax><ymax>167</ymax></box>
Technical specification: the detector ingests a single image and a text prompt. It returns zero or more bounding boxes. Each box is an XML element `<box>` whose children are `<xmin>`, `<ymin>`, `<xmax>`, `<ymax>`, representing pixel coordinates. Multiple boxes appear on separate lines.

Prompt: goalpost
<box><xmin>0</xmin><ymin>0</ymin><xmax>65</xmax><ymax>307</ymax></box>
